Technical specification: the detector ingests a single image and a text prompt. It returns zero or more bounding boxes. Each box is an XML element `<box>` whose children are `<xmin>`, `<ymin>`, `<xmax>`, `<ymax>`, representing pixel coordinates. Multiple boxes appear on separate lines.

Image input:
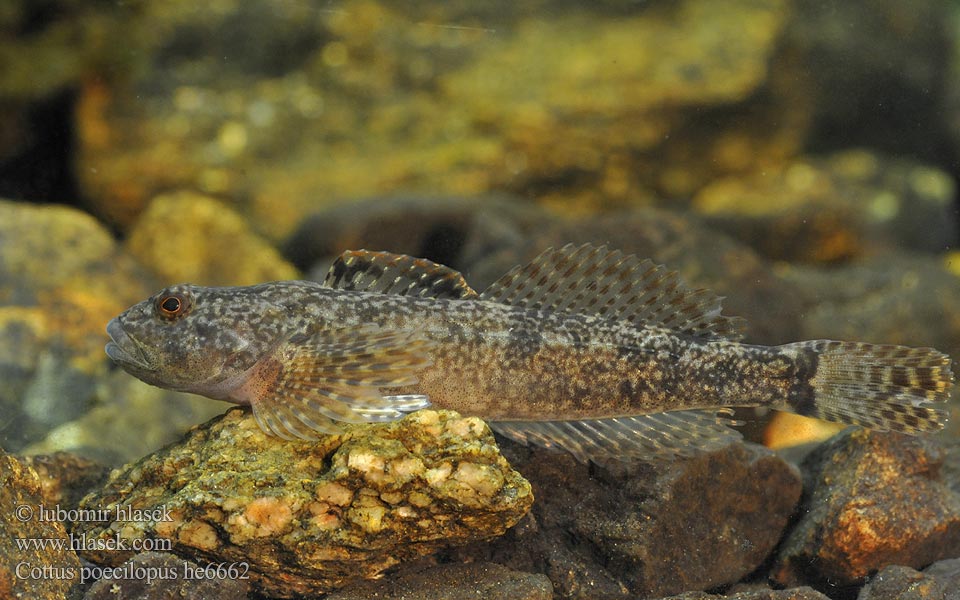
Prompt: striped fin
<box><xmin>784</xmin><ymin>340</ymin><xmax>952</xmax><ymax>434</ymax></box>
<box><xmin>479</xmin><ymin>243</ymin><xmax>744</xmax><ymax>340</ymax></box>
<box><xmin>323</xmin><ymin>249</ymin><xmax>478</xmax><ymax>300</ymax></box>
<box><xmin>231</xmin><ymin>326</ymin><xmax>436</xmax><ymax>441</ymax></box>
<box><xmin>490</xmin><ymin>410</ymin><xmax>742</xmax><ymax>463</ymax></box>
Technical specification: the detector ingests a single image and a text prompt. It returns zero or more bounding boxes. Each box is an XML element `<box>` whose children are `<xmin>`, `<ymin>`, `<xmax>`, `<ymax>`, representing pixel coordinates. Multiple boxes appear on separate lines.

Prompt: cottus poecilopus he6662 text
<box><xmin>105</xmin><ymin>244</ymin><xmax>953</xmax><ymax>462</ymax></box>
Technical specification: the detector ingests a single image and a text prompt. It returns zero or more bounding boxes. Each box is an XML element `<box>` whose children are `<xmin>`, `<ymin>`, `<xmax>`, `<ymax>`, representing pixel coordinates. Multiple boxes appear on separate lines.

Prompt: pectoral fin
<box><xmin>231</xmin><ymin>326</ymin><xmax>436</xmax><ymax>440</ymax></box>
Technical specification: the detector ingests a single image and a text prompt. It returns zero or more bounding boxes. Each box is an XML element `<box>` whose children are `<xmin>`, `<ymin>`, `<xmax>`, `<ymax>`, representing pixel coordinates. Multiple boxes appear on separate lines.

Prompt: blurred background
<box><xmin>1</xmin><ymin>0</ymin><xmax>959</xmax><ymax>463</ymax></box>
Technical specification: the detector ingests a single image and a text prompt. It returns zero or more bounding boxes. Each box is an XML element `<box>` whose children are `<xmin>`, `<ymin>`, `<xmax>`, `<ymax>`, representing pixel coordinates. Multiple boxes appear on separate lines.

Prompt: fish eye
<box><xmin>155</xmin><ymin>291</ymin><xmax>191</xmax><ymax>320</ymax></box>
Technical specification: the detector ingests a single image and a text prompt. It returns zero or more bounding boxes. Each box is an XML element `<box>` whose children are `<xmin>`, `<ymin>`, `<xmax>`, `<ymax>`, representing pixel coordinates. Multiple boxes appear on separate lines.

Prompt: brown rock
<box><xmin>73</xmin><ymin>409</ymin><xmax>532</xmax><ymax>598</ymax></box>
<box><xmin>17</xmin><ymin>452</ymin><xmax>109</xmax><ymax>511</ymax></box>
<box><xmin>660</xmin><ymin>587</ymin><xmax>831</xmax><ymax>600</ymax></box>
<box><xmin>773</xmin><ymin>430</ymin><xmax>960</xmax><ymax>589</ymax></box>
<box><xmin>453</xmin><ymin>441</ymin><xmax>802</xmax><ymax>599</ymax></box>
<box><xmin>0</xmin><ymin>451</ymin><xmax>82</xmax><ymax>599</ymax></box>
<box><xmin>856</xmin><ymin>560</ymin><xmax>960</xmax><ymax>600</ymax></box>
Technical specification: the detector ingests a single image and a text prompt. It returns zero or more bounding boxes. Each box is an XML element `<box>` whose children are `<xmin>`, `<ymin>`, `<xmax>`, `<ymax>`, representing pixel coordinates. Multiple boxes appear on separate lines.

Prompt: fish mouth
<box><xmin>105</xmin><ymin>317</ymin><xmax>153</xmax><ymax>371</ymax></box>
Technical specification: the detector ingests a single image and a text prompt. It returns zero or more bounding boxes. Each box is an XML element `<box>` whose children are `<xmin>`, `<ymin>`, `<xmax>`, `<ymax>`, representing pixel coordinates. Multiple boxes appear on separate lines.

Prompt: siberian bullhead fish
<box><xmin>105</xmin><ymin>244</ymin><xmax>953</xmax><ymax>462</ymax></box>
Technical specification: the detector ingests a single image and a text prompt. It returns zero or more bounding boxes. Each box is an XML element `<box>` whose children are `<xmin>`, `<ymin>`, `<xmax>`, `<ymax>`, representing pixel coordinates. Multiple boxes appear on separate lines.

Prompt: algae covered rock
<box><xmin>773</xmin><ymin>430</ymin><xmax>960</xmax><ymax>589</ymax></box>
<box><xmin>0</xmin><ymin>451</ymin><xmax>82</xmax><ymax>599</ymax></box>
<box><xmin>73</xmin><ymin>409</ymin><xmax>533</xmax><ymax>598</ymax></box>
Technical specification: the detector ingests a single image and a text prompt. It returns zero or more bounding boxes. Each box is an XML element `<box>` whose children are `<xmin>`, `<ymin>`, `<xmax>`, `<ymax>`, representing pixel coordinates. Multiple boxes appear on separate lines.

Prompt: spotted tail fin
<box><xmin>783</xmin><ymin>340</ymin><xmax>953</xmax><ymax>433</ymax></box>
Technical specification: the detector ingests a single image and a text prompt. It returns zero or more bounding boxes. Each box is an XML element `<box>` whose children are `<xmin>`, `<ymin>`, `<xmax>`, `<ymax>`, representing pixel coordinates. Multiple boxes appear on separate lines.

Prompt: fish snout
<box><xmin>105</xmin><ymin>317</ymin><xmax>152</xmax><ymax>370</ymax></box>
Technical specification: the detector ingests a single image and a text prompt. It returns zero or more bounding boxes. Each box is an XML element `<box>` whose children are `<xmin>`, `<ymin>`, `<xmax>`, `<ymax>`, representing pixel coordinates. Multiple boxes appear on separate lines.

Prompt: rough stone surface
<box><xmin>0</xmin><ymin>451</ymin><xmax>82</xmax><ymax>599</ymax></box>
<box><xmin>326</xmin><ymin>561</ymin><xmax>554</xmax><ymax>600</ymax></box>
<box><xmin>773</xmin><ymin>430</ymin><xmax>960</xmax><ymax>589</ymax></box>
<box><xmin>0</xmin><ymin>200</ymin><xmax>154</xmax><ymax>450</ymax></box>
<box><xmin>17</xmin><ymin>452</ymin><xmax>109</xmax><ymax>511</ymax></box>
<box><xmin>73</xmin><ymin>409</ymin><xmax>532</xmax><ymax>598</ymax></box>
<box><xmin>83</xmin><ymin>551</ymin><xmax>249</xmax><ymax>600</ymax></box>
<box><xmin>693</xmin><ymin>150</ymin><xmax>957</xmax><ymax>263</ymax></box>
<box><xmin>661</xmin><ymin>587</ymin><xmax>831</xmax><ymax>600</ymax></box>
<box><xmin>856</xmin><ymin>561</ymin><xmax>960</xmax><ymax>600</ymax></box>
<box><xmin>452</xmin><ymin>440</ymin><xmax>802</xmax><ymax>599</ymax></box>
<box><xmin>125</xmin><ymin>191</ymin><xmax>300</xmax><ymax>286</ymax></box>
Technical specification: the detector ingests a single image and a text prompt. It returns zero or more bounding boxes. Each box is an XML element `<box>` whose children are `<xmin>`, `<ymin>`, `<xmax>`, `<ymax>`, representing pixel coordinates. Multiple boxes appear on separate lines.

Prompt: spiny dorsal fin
<box><xmin>490</xmin><ymin>410</ymin><xmax>742</xmax><ymax>463</ymax></box>
<box><xmin>324</xmin><ymin>250</ymin><xmax>478</xmax><ymax>300</ymax></box>
<box><xmin>230</xmin><ymin>326</ymin><xmax>435</xmax><ymax>441</ymax></box>
<box><xmin>479</xmin><ymin>243</ymin><xmax>745</xmax><ymax>340</ymax></box>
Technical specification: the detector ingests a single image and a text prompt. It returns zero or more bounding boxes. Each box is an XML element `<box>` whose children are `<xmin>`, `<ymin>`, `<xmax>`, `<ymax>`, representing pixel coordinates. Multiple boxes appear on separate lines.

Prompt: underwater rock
<box><xmin>693</xmin><ymin>150</ymin><xmax>956</xmax><ymax>263</ymax></box>
<box><xmin>83</xmin><ymin>551</ymin><xmax>249</xmax><ymax>600</ymax></box>
<box><xmin>659</xmin><ymin>587</ymin><xmax>831</xmax><ymax>600</ymax></box>
<box><xmin>125</xmin><ymin>191</ymin><xmax>299</xmax><ymax>286</ymax></box>
<box><xmin>17</xmin><ymin>452</ymin><xmax>109</xmax><ymax>511</ymax></box>
<box><xmin>452</xmin><ymin>439</ymin><xmax>801</xmax><ymax>599</ymax></box>
<box><xmin>0</xmin><ymin>451</ymin><xmax>82</xmax><ymax>599</ymax></box>
<box><xmin>326</xmin><ymin>561</ymin><xmax>553</xmax><ymax>600</ymax></box>
<box><xmin>26</xmin><ymin>371</ymin><xmax>227</xmax><ymax>467</ymax></box>
<box><xmin>74</xmin><ymin>0</ymin><xmax>802</xmax><ymax>239</ymax></box>
<box><xmin>0</xmin><ymin>200</ymin><xmax>155</xmax><ymax>450</ymax></box>
<box><xmin>773</xmin><ymin>429</ymin><xmax>960</xmax><ymax>589</ymax></box>
<box><xmin>857</xmin><ymin>560</ymin><xmax>960</xmax><ymax>600</ymax></box>
<box><xmin>73</xmin><ymin>409</ymin><xmax>533</xmax><ymax>598</ymax></box>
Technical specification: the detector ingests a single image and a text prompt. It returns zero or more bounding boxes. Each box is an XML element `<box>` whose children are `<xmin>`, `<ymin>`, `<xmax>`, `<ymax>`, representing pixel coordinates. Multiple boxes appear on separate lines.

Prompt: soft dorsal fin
<box><xmin>479</xmin><ymin>243</ymin><xmax>744</xmax><ymax>340</ymax></box>
<box><xmin>323</xmin><ymin>250</ymin><xmax>478</xmax><ymax>300</ymax></box>
<box><xmin>490</xmin><ymin>410</ymin><xmax>742</xmax><ymax>463</ymax></box>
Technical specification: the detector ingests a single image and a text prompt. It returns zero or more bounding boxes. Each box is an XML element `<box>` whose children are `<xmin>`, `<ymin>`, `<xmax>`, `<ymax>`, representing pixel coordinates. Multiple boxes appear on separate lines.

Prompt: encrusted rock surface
<box><xmin>773</xmin><ymin>430</ymin><xmax>960</xmax><ymax>589</ymax></box>
<box><xmin>73</xmin><ymin>409</ymin><xmax>533</xmax><ymax>598</ymax></box>
<box><xmin>452</xmin><ymin>440</ymin><xmax>802</xmax><ymax>599</ymax></box>
<box><xmin>0</xmin><ymin>451</ymin><xmax>82</xmax><ymax>599</ymax></box>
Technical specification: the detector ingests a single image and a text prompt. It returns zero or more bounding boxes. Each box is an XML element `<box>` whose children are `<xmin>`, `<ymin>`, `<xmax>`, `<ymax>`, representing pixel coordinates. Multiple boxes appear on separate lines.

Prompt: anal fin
<box><xmin>490</xmin><ymin>410</ymin><xmax>742</xmax><ymax>463</ymax></box>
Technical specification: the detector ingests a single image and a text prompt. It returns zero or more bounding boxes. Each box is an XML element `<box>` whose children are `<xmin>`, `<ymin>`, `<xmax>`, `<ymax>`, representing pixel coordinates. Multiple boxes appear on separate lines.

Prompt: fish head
<box><xmin>105</xmin><ymin>283</ymin><xmax>294</xmax><ymax>399</ymax></box>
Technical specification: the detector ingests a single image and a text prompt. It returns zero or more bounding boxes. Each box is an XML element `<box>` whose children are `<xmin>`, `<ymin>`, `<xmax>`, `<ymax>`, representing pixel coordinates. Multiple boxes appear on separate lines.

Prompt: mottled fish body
<box><xmin>105</xmin><ymin>245</ymin><xmax>953</xmax><ymax>462</ymax></box>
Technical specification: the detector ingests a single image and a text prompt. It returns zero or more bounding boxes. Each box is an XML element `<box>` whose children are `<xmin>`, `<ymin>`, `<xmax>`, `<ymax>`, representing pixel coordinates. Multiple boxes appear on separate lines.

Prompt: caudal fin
<box><xmin>783</xmin><ymin>340</ymin><xmax>953</xmax><ymax>433</ymax></box>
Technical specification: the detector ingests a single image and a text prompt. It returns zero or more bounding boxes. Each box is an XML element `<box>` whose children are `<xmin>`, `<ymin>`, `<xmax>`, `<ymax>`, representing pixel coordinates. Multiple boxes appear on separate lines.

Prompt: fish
<box><xmin>105</xmin><ymin>244</ymin><xmax>954</xmax><ymax>462</ymax></box>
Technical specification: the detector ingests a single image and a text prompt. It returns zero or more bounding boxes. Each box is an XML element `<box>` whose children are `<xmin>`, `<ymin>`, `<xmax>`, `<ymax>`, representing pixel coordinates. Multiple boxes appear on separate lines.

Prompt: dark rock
<box><xmin>0</xmin><ymin>450</ymin><xmax>82</xmax><ymax>599</ymax></box>
<box><xmin>83</xmin><ymin>551</ymin><xmax>249</xmax><ymax>600</ymax></box>
<box><xmin>452</xmin><ymin>440</ymin><xmax>802</xmax><ymax>599</ymax></box>
<box><xmin>326</xmin><ymin>561</ymin><xmax>553</xmax><ymax>600</ymax></box>
<box><xmin>661</xmin><ymin>587</ymin><xmax>832</xmax><ymax>599</ymax></box>
<box><xmin>73</xmin><ymin>409</ymin><xmax>532</xmax><ymax>598</ymax></box>
<box><xmin>857</xmin><ymin>560</ymin><xmax>960</xmax><ymax>600</ymax></box>
<box><xmin>773</xmin><ymin>430</ymin><xmax>960</xmax><ymax>590</ymax></box>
